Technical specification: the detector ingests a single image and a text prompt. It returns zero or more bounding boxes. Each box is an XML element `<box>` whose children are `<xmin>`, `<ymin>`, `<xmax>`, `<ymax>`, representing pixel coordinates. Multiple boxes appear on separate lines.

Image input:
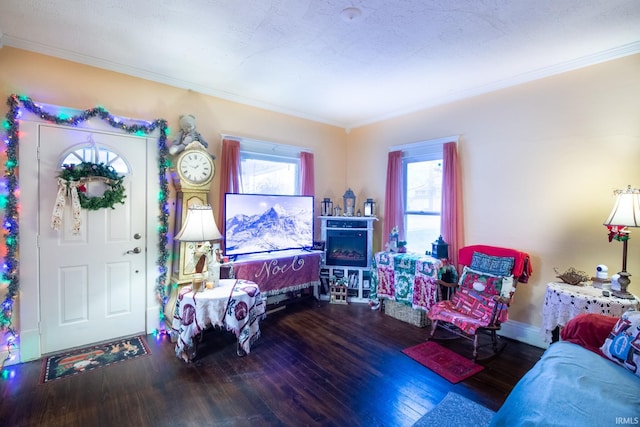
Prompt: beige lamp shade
<box><xmin>604</xmin><ymin>185</ymin><xmax>640</xmax><ymax>227</ymax></box>
<box><xmin>175</xmin><ymin>205</ymin><xmax>222</xmax><ymax>242</ymax></box>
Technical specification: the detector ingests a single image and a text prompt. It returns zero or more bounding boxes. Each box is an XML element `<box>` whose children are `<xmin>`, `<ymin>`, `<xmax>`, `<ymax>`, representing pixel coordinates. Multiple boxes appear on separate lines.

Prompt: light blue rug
<box><xmin>412</xmin><ymin>392</ymin><xmax>495</xmax><ymax>427</ymax></box>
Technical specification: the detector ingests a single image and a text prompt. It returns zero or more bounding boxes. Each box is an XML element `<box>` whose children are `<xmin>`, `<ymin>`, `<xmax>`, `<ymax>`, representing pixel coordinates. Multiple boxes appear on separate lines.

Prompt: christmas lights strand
<box><xmin>0</xmin><ymin>95</ymin><xmax>21</xmax><ymax>367</ymax></box>
<box><xmin>0</xmin><ymin>94</ymin><xmax>171</xmax><ymax>368</ymax></box>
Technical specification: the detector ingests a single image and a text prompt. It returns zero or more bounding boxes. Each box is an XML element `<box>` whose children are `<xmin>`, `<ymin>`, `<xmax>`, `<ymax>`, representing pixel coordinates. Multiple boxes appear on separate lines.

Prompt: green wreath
<box><xmin>58</xmin><ymin>162</ymin><xmax>126</xmax><ymax>210</ymax></box>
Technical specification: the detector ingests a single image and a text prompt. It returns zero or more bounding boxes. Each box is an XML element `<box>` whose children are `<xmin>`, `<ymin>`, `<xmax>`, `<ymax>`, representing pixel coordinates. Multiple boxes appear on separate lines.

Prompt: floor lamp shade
<box><xmin>175</xmin><ymin>205</ymin><xmax>222</xmax><ymax>242</ymax></box>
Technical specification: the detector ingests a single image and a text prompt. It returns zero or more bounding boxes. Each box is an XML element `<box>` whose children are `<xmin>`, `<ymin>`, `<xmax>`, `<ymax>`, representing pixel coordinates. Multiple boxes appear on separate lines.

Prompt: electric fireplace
<box><xmin>319</xmin><ymin>215</ymin><xmax>376</xmax><ymax>303</ymax></box>
<box><xmin>325</xmin><ymin>229</ymin><xmax>368</xmax><ymax>267</ymax></box>
<box><xmin>321</xmin><ymin>217</ymin><xmax>375</xmax><ymax>268</ymax></box>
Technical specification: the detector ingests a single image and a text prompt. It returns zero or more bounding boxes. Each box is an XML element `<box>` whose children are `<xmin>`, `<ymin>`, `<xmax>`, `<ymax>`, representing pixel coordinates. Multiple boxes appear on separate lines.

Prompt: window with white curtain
<box><xmin>237</xmin><ymin>138</ymin><xmax>303</xmax><ymax>195</ymax></box>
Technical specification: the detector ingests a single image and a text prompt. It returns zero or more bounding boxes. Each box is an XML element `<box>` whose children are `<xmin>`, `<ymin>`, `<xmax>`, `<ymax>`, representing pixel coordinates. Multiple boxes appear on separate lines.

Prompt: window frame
<box><xmin>393</xmin><ymin>138</ymin><xmax>448</xmax><ymax>251</ymax></box>
<box><xmin>403</xmin><ymin>153</ymin><xmax>443</xmax><ymax>217</ymax></box>
<box><xmin>239</xmin><ymin>150</ymin><xmax>301</xmax><ymax>195</ymax></box>
<box><xmin>236</xmin><ymin>137</ymin><xmax>308</xmax><ymax>195</ymax></box>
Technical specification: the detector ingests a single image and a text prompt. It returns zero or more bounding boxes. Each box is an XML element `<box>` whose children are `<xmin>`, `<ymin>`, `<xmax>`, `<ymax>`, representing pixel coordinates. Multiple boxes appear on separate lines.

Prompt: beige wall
<box><xmin>349</xmin><ymin>54</ymin><xmax>640</xmax><ymax>332</ymax></box>
<box><xmin>1</xmin><ymin>46</ymin><xmax>639</xmax><ymax>347</ymax></box>
<box><xmin>0</xmin><ymin>47</ymin><xmax>348</xmax><ymax>360</ymax></box>
<box><xmin>0</xmin><ymin>47</ymin><xmax>349</xmax><ymax>223</ymax></box>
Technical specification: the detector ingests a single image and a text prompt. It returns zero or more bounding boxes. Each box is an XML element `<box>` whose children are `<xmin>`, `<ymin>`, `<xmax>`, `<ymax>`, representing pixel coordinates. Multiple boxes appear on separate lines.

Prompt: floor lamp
<box><xmin>604</xmin><ymin>185</ymin><xmax>640</xmax><ymax>299</ymax></box>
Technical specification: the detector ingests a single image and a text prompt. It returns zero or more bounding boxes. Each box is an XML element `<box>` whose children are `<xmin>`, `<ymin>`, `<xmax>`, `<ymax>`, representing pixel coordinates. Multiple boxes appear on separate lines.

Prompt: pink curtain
<box><xmin>217</xmin><ymin>138</ymin><xmax>241</xmax><ymax>250</ymax></box>
<box><xmin>300</xmin><ymin>151</ymin><xmax>315</xmax><ymax>196</ymax></box>
<box><xmin>383</xmin><ymin>150</ymin><xmax>405</xmax><ymax>246</ymax></box>
<box><xmin>441</xmin><ymin>141</ymin><xmax>463</xmax><ymax>268</ymax></box>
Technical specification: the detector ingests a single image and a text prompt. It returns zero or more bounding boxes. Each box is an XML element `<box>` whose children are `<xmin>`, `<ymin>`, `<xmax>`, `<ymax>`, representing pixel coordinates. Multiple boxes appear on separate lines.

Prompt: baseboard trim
<box><xmin>266</xmin><ymin>305</ymin><xmax>287</xmax><ymax>315</ymax></box>
<box><xmin>16</xmin><ymin>327</ymin><xmax>40</xmax><ymax>363</ymax></box>
<box><xmin>498</xmin><ymin>319</ymin><xmax>548</xmax><ymax>349</ymax></box>
<box><xmin>147</xmin><ymin>305</ymin><xmax>163</xmax><ymax>334</ymax></box>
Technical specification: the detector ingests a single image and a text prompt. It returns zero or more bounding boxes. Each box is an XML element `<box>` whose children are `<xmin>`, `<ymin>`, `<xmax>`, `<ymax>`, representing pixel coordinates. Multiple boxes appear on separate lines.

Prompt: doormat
<box><xmin>41</xmin><ymin>336</ymin><xmax>150</xmax><ymax>383</ymax></box>
<box><xmin>402</xmin><ymin>341</ymin><xmax>484</xmax><ymax>384</ymax></box>
<box><xmin>412</xmin><ymin>392</ymin><xmax>495</xmax><ymax>427</ymax></box>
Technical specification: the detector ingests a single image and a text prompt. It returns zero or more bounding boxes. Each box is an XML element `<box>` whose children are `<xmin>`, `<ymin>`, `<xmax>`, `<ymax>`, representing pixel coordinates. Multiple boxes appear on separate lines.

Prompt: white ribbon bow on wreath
<box><xmin>51</xmin><ymin>178</ymin><xmax>83</xmax><ymax>235</ymax></box>
<box><xmin>50</xmin><ymin>162</ymin><xmax>126</xmax><ymax>235</ymax></box>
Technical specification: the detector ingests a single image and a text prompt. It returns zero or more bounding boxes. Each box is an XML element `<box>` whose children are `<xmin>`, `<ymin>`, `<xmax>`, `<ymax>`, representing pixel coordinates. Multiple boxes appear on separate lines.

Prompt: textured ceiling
<box><xmin>1</xmin><ymin>0</ymin><xmax>639</xmax><ymax>129</ymax></box>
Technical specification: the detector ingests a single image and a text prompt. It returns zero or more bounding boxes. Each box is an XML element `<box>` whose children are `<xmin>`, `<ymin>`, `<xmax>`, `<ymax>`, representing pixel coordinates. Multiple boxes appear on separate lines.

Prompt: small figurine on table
<box><xmin>386</xmin><ymin>226</ymin><xmax>399</xmax><ymax>252</ymax></box>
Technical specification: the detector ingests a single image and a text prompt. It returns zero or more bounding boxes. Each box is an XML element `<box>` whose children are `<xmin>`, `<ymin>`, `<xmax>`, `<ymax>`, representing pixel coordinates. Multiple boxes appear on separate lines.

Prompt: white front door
<box><xmin>38</xmin><ymin>125</ymin><xmax>147</xmax><ymax>354</ymax></box>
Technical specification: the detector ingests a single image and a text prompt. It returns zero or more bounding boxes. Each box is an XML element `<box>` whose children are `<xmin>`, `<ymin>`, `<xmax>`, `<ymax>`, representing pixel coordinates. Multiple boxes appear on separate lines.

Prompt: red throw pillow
<box><xmin>560</xmin><ymin>313</ymin><xmax>619</xmax><ymax>356</ymax></box>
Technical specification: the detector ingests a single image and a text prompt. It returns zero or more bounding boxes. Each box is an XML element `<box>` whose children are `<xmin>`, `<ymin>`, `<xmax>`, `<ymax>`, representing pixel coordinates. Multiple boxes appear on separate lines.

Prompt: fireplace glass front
<box><xmin>325</xmin><ymin>229</ymin><xmax>368</xmax><ymax>267</ymax></box>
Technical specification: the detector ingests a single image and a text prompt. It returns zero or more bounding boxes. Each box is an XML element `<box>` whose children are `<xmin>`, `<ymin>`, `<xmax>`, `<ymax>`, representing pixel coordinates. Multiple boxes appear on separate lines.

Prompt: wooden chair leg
<box><xmin>427</xmin><ymin>320</ymin><xmax>438</xmax><ymax>340</ymax></box>
<box><xmin>472</xmin><ymin>334</ymin><xmax>479</xmax><ymax>362</ymax></box>
<box><xmin>491</xmin><ymin>330</ymin><xmax>498</xmax><ymax>353</ymax></box>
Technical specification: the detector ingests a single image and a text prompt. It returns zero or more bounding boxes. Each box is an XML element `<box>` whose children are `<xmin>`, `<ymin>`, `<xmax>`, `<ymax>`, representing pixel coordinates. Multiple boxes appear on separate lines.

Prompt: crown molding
<box><xmin>5</xmin><ymin>36</ymin><xmax>639</xmax><ymax>130</ymax></box>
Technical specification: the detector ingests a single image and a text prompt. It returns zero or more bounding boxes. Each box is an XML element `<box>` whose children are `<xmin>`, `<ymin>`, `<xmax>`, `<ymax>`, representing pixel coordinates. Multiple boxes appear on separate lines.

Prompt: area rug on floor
<box><xmin>41</xmin><ymin>336</ymin><xmax>150</xmax><ymax>383</ymax></box>
<box><xmin>402</xmin><ymin>341</ymin><xmax>484</xmax><ymax>383</ymax></box>
<box><xmin>412</xmin><ymin>392</ymin><xmax>495</xmax><ymax>427</ymax></box>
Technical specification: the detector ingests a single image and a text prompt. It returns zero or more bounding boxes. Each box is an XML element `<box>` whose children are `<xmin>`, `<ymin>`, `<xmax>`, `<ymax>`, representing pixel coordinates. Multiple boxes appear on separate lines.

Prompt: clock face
<box><xmin>178</xmin><ymin>150</ymin><xmax>214</xmax><ymax>184</ymax></box>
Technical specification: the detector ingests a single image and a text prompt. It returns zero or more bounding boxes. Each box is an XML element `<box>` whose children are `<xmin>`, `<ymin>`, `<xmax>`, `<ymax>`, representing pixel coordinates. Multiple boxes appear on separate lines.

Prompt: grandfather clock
<box><xmin>165</xmin><ymin>143</ymin><xmax>215</xmax><ymax>326</ymax></box>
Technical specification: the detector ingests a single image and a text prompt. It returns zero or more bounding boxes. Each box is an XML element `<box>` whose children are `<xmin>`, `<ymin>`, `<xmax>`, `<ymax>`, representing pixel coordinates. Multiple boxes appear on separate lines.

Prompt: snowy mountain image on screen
<box><xmin>225</xmin><ymin>202</ymin><xmax>313</xmax><ymax>255</ymax></box>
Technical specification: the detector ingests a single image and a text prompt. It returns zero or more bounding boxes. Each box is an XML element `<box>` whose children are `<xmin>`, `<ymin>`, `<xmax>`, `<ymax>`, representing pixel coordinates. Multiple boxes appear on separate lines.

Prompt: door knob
<box><xmin>126</xmin><ymin>247</ymin><xmax>141</xmax><ymax>254</ymax></box>
<box><xmin>134</xmin><ymin>233</ymin><xmax>142</xmax><ymax>240</ymax></box>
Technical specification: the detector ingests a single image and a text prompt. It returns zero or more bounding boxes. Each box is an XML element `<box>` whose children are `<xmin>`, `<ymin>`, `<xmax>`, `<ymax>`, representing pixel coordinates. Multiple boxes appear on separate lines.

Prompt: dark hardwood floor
<box><xmin>0</xmin><ymin>300</ymin><xmax>544</xmax><ymax>427</ymax></box>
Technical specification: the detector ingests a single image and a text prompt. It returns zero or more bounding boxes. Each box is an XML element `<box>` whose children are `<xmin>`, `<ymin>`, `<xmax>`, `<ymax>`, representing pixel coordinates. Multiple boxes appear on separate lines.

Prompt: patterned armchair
<box><xmin>427</xmin><ymin>245</ymin><xmax>532</xmax><ymax>361</ymax></box>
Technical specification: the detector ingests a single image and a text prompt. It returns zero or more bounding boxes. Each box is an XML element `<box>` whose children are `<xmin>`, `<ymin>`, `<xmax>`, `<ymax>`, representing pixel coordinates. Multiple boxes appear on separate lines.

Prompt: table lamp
<box><xmin>175</xmin><ymin>205</ymin><xmax>222</xmax><ymax>291</ymax></box>
<box><xmin>604</xmin><ymin>185</ymin><xmax>640</xmax><ymax>299</ymax></box>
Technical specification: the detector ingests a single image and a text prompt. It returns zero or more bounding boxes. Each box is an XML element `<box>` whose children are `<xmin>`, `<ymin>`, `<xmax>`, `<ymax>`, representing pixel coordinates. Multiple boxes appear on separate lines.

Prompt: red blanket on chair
<box><xmin>458</xmin><ymin>245</ymin><xmax>532</xmax><ymax>283</ymax></box>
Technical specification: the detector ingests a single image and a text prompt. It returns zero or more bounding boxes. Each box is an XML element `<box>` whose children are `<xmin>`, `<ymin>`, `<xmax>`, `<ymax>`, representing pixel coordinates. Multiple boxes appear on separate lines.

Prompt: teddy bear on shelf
<box><xmin>169</xmin><ymin>114</ymin><xmax>212</xmax><ymax>156</ymax></box>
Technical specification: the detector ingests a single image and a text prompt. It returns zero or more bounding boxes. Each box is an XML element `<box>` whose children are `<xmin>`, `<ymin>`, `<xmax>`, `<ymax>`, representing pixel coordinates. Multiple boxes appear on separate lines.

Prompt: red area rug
<box><xmin>41</xmin><ymin>336</ymin><xmax>150</xmax><ymax>383</ymax></box>
<box><xmin>402</xmin><ymin>341</ymin><xmax>484</xmax><ymax>384</ymax></box>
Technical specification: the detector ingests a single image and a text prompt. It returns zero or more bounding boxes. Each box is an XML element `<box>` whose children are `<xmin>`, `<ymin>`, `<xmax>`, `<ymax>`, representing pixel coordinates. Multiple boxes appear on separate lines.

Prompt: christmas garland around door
<box><xmin>2</xmin><ymin>94</ymin><xmax>172</xmax><ymax>370</ymax></box>
<box><xmin>51</xmin><ymin>162</ymin><xmax>126</xmax><ymax>234</ymax></box>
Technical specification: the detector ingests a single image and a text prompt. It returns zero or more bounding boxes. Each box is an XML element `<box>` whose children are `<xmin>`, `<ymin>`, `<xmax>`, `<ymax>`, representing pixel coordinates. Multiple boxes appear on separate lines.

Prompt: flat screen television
<box><xmin>224</xmin><ymin>193</ymin><xmax>314</xmax><ymax>257</ymax></box>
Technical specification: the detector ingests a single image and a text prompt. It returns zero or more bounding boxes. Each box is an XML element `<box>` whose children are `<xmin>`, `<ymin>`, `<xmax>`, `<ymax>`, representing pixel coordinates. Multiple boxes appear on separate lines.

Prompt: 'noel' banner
<box><xmin>232</xmin><ymin>252</ymin><xmax>321</xmax><ymax>296</ymax></box>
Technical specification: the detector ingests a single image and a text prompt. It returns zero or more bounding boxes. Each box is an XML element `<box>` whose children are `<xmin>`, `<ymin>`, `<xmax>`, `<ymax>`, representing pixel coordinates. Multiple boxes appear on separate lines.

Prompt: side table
<box><xmin>541</xmin><ymin>281</ymin><xmax>639</xmax><ymax>343</ymax></box>
<box><xmin>171</xmin><ymin>278</ymin><xmax>266</xmax><ymax>361</ymax></box>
